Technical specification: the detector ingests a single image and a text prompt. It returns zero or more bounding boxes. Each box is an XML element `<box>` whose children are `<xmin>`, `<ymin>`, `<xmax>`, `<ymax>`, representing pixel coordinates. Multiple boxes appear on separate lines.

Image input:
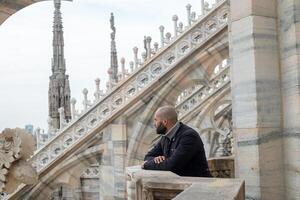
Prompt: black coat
<box><xmin>144</xmin><ymin>122</ymin><xmax>211</xmax><ymax>177</ymax></box>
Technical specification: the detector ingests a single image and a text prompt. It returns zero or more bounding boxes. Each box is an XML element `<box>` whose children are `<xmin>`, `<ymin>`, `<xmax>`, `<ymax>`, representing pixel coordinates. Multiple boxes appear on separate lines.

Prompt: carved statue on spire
<box><xmin>109</xmin><ymin>12</ymin><xmax>119</xmax><ymax>84</ymax></box>
<box><xmin>110</xmin><ymin>13</ymin><xmax>116</xmax><ymax>40</ymax></box>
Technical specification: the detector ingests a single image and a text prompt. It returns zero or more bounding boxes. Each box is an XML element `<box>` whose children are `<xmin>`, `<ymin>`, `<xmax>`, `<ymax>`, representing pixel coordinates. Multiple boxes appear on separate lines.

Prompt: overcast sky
<box><xmin>0</xmin><ymin>0</ymin><xmax>215</xmax><ymax>132</ymax></box>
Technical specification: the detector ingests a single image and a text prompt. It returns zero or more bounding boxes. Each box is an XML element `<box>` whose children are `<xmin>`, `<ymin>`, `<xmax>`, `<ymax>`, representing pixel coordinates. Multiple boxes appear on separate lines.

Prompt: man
<box><xmin>142</xmin><ymin>105</ymin><xmax>211</xmax><ymax>177</ymax></box>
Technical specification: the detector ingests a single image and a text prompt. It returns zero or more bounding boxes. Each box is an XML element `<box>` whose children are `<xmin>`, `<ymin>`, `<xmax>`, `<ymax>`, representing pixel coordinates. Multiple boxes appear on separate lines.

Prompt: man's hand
<box><xmin>141</xmin><ymin>161</ymin><xmax>147</xmax><ymax>169</ymax></box>
<box><xmin>154</xmin><ymin>156</ymin><xmax>165</xmax><ymax>164</ymax></box>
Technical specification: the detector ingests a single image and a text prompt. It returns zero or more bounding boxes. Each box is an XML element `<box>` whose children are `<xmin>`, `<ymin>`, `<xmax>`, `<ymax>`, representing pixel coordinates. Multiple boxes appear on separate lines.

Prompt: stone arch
<box><xmin>126</xmin><ymin>36</ymin><xmax>229</xmax><ymax>166</ymax></box>
<box><xmin>0</xmin><ymin>1</ymin><xmax>72</xmax><ymax>26</ymax></box>
<box><xmin>26</xmin><ymin>144</ymin><xmax>104</xmax><ymax>199</ymax></box>
<box><xmin>194</xmin><ymin>96</ymin><xmax>231</xmax><ymax>133</ymax></box>
<box><xmin>170</xmin><ymin>48</ymin><xmax>229</xmax><ymax>104</ymax></box>
<box><xmin>192</xmin><ymin>92</ymin><xmax>232</xmax><ymax>158</ymax></box>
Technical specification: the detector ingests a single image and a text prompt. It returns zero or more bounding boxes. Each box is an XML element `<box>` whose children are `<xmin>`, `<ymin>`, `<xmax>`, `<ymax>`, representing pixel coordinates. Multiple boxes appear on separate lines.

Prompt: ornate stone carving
<box><xmin>0</xmin><ymin>128</ymin><xmax>37</xmax><ymax>194</ymax></box>
<box><xmin>81</xmin><ymin>166</ymin><xmax>100</xmax><ymax>179</ymax></box>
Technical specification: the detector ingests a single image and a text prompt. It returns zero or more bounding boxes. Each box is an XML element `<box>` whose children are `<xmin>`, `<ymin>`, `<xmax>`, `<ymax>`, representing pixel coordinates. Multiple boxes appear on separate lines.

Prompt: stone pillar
<box><xmin>277</xmin><ymin>1</ymin><xmax>300</xmax><ymax>199</ymax></box>
<box><xmin>229</xmin><ymin>1</ymin><xmax>285</xmax><ymax>199</ymax></box>
<box><xmin>100</xmin><ymin>123</ymin><xmax>127</xmax><ymax>200</ymax></box>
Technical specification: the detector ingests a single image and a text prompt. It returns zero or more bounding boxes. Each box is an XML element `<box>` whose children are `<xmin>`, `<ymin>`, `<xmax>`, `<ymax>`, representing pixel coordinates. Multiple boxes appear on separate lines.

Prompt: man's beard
<box><xmin>156</xmin><ymin>122</ymin><xmax>167</xmax><ymax>135</ymax></box>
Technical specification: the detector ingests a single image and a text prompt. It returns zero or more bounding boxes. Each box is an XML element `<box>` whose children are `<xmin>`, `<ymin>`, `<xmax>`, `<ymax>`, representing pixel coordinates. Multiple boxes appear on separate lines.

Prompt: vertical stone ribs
<box><xmin>48</xmin><ymin>0</ymin><xmax>71</xmax><ymax>130</ymax></box>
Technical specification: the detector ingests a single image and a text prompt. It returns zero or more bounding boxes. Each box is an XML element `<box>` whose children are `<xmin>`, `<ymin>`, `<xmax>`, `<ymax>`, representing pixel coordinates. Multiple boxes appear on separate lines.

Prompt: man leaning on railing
<box><xmin>141</xmin><ymin>105</ymin><xmax>212</xmax><ymax>177</ymax></box>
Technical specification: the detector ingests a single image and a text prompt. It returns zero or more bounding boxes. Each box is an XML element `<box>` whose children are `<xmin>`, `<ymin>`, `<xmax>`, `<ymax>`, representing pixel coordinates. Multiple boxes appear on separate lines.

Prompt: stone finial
<box><xmin>165</xmin><ymin>32</ymin><xmax>172</xmax><ymax>43</ymax></box>
<box><xmin>191</xmin><ymin>12</ymin><xmax>196</xmax><ymax>22</ymax></box>
<box><xmin>154</xmin><ymin>42</ymin><xmax>159</xmax><ymax>52</ymax></box>
<box><xmin>94</xmin><ymin>78</ymin><xmax>104</xmax><ymax>102</ymax></box>
<box><xmin>146</xmin><ymin>36</ymin><xmax>152</xmax><ymax>59</ymax></box>
<box><xmin>178</xmin><ymin>22</ymin><xmax>183</xmax><ymax>33</ymax></box>
<box><xmin>133</xmin><ymin>46</ymin><xmax>138</xmax><ymax>54</ymax></box>
<box><xmin>172</xmin><ymin>14</ymin><xmax>178</xmax><ymax>21</ymax></box>
<box><xmin>201</xmin><ymin>0</ymin><xmax>205</xmax><ymax>15</ymax></box>
<box><xmin>142</xmin><ymin>52</ymin><xmax>147</xmax><ymax>62</ymax></box>
<box><xmin>121</xmin><ymin>57</ymin><xmax>125</xmax><ymax>65</ymax></box>
<box><xmin>146</xmin><ymin>36</ymin><xmax>152</xmax><ymax>43</ymax></box>
<box><xmin>186</xmin><ymin>3</ymin><xmax>192</xmax><ymax>10</ymax></box>
<box><xmin>83</xmin><ymin>88</ymin><xmax>88</xmax><ymax>95</ymax></box>
<box><xmin>172</xmin><ymin>15</ymin><xmax>179</xmax><ymax>37</ymax></box>
<box><xmin>95</xmin><ymin>78</ymin><xmax>100</xmax><ymax>85</ymax></box>
<box><xmin>120</xmin><ymin>57</ymin><xmax>127</xmax><ymax>79</ymax></box>
<box><xmin>70</xmin><ymin>97</ymin><xmax>77</xmax><ymax>120</ymax></box>
<box><xmin>159</xmin><ymin>25</ymin><xmax>165</xmax><ymax>47</ymax></box>
<box><xmin>133</xmin><ymin>46</ymin><xmax>140</xmax><ymax>69</ymax></box>
<box><xmin>82</xmin><ymin>88</ymin><xmax>92</xmax><ymax>110</ymax></box>
<box><xmin>186</xmin><ymin>4</ymin><xmax>192</xmax><ymax>26</ymax></box>
<box><xmin>159</xmin><ymin>25</ymin><xmax>165</xmax><ymax>32</ymax></box>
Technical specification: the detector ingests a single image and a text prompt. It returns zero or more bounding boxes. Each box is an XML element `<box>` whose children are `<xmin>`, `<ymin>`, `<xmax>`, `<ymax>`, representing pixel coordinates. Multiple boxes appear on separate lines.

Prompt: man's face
<box><xmin>154</xmin><ymin>114</ymin><xmax>167</xmax><ymax>135</ymax></box>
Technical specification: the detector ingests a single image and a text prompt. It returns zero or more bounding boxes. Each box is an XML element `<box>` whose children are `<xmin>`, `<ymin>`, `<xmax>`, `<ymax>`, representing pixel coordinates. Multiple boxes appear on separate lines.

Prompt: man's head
<box><xmin>154</xmin><ymin>105</ymin><xmax>178</xmax><ymax>135</ymax></box>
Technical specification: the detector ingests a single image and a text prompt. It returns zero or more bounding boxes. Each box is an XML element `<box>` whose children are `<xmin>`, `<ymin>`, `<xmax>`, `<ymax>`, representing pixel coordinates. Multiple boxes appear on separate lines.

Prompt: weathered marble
<box><xmin>278</xmin><ymin>1</ymin><xmax>300</xmax><ymax>199</ymax></box>
<box><xmin>230</xmin><ymin>0</ymin><xmax>285</xmax><ymax>199</ymax></box>
<box><xmin>126</xmin><ymin>166</ymin><xmax>245</xmax><ymax>200</ymax></box>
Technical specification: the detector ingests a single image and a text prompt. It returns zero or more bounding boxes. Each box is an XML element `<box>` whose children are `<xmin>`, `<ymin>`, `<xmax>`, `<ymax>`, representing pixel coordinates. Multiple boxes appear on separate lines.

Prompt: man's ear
<box><xmin>163</xmin><ymin>120</ymin><xmax>168</xmax><ymax>126</ymax></box>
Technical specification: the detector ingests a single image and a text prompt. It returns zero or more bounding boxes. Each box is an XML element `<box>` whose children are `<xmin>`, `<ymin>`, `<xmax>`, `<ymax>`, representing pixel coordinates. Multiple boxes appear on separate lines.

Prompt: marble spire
<box><xmin>109</xmin><ymin>13</ymin><xmax>119</xmax><ymax>84</ymax></box>
<box><xmin>48</xmin><ymin>0</ymin><xmax>71</xmax><ymax>130</ymax></box>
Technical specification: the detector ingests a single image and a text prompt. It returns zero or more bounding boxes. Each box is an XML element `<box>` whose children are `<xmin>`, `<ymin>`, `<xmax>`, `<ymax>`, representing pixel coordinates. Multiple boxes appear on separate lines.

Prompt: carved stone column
<box><xmin>229</xmin><ymin>0</ymin><xmax>285</xmax><ymax>199</ymax></box>
<box><xmin>277</xmin><ymin>1</ymin><xmax>300</xmax><ymax>199</ymax></box>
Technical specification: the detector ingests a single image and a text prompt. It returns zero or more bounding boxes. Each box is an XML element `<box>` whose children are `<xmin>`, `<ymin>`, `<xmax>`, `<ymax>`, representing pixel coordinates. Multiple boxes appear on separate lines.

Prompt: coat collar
<box><xmin>164</xmin><ymin>121</ymin><xmax>181</xmax><ymax>140</ymax></box>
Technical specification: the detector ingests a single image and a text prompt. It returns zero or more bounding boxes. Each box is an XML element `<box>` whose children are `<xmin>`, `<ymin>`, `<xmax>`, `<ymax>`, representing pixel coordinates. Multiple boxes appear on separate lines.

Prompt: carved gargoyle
<box><xmin>0</xmin><ymin>128</ymin><xmax>38</xmax><ymax>194</ymax></box>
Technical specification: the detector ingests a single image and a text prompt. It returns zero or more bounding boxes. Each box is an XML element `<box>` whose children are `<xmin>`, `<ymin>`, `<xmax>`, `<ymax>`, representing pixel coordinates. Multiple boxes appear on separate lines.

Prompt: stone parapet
<box><xmin>126</xmin><ymin>166</ymin><xmax>244</xmax><ymax>200</ymax></box>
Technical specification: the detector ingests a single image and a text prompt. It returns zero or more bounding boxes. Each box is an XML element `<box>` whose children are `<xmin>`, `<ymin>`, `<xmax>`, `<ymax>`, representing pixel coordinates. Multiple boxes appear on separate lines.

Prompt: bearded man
<box><xmin>142</xmin><ymin>105</ymin><xmax>211</xmax><ymax>177</ymax></box>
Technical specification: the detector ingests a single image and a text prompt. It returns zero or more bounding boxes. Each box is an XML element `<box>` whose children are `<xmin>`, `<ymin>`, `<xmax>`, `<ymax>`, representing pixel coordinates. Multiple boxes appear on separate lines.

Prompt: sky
<box><xmin>0</xmin><ymin>0</ymin><xmax>215</xmax><ymax>132</ymax></box>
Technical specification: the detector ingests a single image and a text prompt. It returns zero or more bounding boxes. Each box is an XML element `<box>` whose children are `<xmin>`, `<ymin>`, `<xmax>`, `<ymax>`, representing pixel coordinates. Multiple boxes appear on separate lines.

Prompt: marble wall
<box><xmin>230</xmin><ymin>0</ymin><xmax>300</xmax><ymax>199</ymax></box>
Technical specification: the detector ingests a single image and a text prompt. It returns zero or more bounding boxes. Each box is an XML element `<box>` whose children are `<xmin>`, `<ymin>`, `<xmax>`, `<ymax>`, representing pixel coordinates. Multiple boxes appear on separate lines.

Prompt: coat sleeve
<box><xmin>144</xmin><ymin>139</ymin><xmax>163</xmax><ymax>161</ymax></box>
<box><xmin>144</xmin><ymin>131</ymin><xmax>198</xmax><ymax>171</ymax></box>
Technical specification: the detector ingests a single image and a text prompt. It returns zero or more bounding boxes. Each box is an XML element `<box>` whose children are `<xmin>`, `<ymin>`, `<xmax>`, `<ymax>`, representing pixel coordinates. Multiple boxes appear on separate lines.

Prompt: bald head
<box><xmin>155</xmin><ymin>105</ymin><xmax>178</xmax><ymax>123</ymax></box>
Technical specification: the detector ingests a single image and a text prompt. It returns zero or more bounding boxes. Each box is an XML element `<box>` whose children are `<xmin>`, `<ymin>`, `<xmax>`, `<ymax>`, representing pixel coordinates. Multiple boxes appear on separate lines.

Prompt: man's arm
<box><xmin>144</xmin><ymin>139</ymin><xmax>163</xmax><ymax>161</ymax></box>
<box><xmin>144</xmin><ymin>131</ymin><xmax>198</xmax><ymax>171</ymax></box>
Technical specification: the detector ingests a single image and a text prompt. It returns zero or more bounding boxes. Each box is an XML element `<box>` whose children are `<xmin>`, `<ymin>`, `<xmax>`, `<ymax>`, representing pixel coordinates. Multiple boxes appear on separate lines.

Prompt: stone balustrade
<box><xmin>29</xmin><ymin>0</ymin><xmax>229</xmax><ymax>173</ymax></box>
<box><xmin>208</xmin><ymin>156</ymin><xmax>234</xmax><ymax>178</ymax></box>
<box><xmin>126</xmin><ymin>166</ymin><xmax>245</xmax><ymax>200</ymax></box>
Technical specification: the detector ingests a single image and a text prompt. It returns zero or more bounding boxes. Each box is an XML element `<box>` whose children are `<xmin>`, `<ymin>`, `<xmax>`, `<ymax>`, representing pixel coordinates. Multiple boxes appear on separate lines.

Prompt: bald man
<box><xmin>142</xmin><ymin>106</ymin><xmax>211</xmax><ymax>177</ymax></box>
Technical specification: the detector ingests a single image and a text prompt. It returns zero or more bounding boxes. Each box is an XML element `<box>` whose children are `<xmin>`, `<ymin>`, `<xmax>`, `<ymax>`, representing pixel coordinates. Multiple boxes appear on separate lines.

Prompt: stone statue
<box><xmin>110</xmin><ymin>13</ymin><xmax>116</xmax><ymax>40</ymax></box>
<box><xmin>0</xmin><ymin>128</ymin><xmax>38</xmax><ymax>194</ymax></box>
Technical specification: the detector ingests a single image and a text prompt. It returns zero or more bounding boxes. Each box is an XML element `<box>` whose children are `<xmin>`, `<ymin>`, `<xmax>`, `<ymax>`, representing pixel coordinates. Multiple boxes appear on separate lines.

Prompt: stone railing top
<box><xmin>127</xmin><ymin>165</ymin><xmax>179</xmax><ymax>181</ymax></box>
<box><xmin>126</xmin><ymin>166</ymin><xmax>245</xmax><ymax>200</ymax></box>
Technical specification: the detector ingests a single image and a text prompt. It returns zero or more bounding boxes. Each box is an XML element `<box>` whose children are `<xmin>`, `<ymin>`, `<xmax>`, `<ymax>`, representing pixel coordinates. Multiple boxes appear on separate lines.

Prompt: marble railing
<box><xmin>30</xmin><ymin>0</ymin><xmax>229</xmax><ymax>172</ymax></box>
<box><xmin>126</xmin><ymin>166</ymin><xmax>245</xmax><ymax>200</ymax></box>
